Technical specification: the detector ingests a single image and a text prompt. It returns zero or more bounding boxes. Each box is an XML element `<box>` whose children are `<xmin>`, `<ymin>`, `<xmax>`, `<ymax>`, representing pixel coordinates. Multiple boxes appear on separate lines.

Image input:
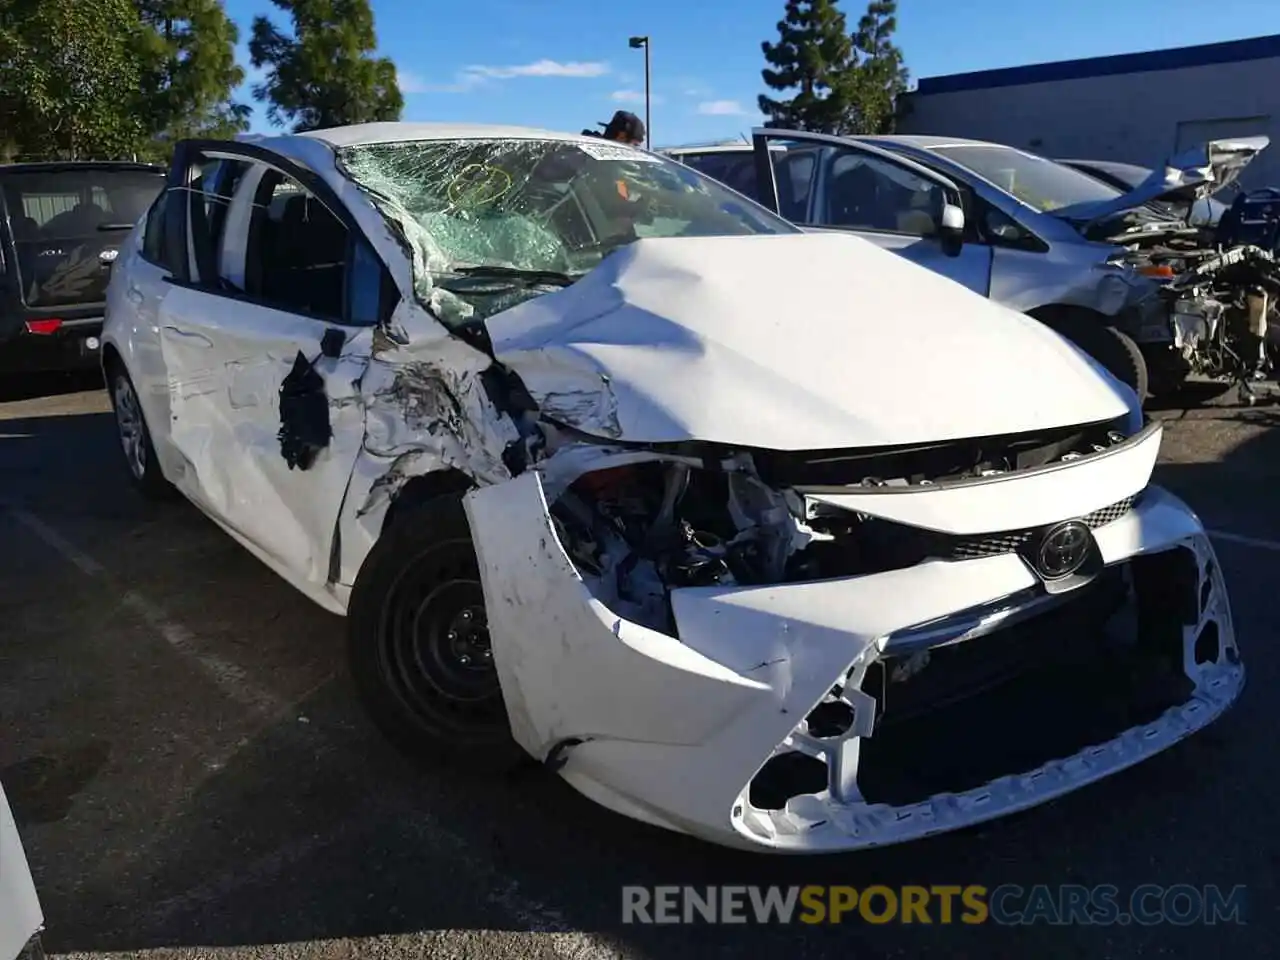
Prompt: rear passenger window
<box><xmin>244</xmin><ymin>172</ymin><xmax>351</xmax><ymax>322</ymax></box>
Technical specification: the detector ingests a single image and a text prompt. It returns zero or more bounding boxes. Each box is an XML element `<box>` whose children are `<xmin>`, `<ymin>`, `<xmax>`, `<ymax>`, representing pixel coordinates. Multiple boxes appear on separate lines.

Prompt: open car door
<box><xmin>750</xmin><ymin>128</ymin><xmax>994</xmax><ymax>297</ymax></box>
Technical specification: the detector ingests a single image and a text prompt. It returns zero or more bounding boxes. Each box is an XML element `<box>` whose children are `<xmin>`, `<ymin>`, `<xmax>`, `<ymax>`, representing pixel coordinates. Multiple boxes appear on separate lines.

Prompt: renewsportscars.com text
<box><xmin>621</xmin><ymin>884</ymin><xmax>1247</xmax><ymax>926</ymax></box>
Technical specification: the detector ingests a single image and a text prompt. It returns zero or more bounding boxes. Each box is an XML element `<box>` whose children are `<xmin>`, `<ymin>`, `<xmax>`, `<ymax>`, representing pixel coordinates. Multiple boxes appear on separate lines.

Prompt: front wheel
<box><xmin>347</xmin><ymin>497</ymin><xmax>526</xmax><ymax>769</ymax></box>
<box><xmin>1038</xmin><ymin>310</ymin><xmax>1150</xmax><ymax>400</ymax></box>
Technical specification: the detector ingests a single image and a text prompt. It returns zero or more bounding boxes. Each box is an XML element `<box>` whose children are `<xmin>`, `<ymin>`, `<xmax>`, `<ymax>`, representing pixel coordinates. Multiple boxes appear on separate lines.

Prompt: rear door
<box><xmin>156</xmin><ymin>141</ymin><xmax>399</xmax><ymax>588</ymax></box>
<box><xmin>751</xmin><ymin>129</ymin><xmax>994</xmax><ymax>296</ymax></box>
<box><xmin>0</xmin><ymin>165</ymin><xmax>165</xmax><ymax>332</ymax></box>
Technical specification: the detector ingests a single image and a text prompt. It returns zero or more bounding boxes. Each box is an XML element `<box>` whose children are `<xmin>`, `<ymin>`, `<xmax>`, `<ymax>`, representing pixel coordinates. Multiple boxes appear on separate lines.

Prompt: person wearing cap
<box><xmin>582</xmin><ymin>110</ymin><xmax>647</xmax><ymax>146</ymax></box>
<box><xmin>601</xmin><ymin>110</ymin><xmax>646</xmax><ymax>146</ymax></box>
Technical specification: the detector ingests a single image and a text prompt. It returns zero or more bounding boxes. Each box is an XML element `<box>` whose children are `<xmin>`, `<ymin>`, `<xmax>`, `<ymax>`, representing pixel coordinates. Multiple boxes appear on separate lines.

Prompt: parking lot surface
<box><xmin>2</xmin><ymin>373</ymin><xmax>1277</xmax><ymax>959</ymax></box>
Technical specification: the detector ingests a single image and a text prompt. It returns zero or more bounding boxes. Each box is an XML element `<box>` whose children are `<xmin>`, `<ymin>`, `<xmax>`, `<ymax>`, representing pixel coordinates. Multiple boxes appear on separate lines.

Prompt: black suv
<box><xmin>0</xmin><ymin>161</ymin><xmax>166</xmax><ymax>375</ymax></box>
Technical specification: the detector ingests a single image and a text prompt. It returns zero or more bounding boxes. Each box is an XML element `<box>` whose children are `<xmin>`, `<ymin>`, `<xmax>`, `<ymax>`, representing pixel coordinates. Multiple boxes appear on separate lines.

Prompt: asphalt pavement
<box><xmin>1</xmin><ymin>371</ymin><xmax>1277</xmax><ymax>960</ymax></box>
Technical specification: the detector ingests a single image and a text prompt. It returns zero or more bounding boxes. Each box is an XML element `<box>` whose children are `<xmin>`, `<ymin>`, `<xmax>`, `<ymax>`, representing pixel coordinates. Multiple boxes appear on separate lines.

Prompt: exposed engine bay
<box><xmin>1109</xmin><ymin>190</ymin><xmax>1280</xmax><ymax>402</ymax></box>
<box><xmin>547</xmin><ymin>418</ymin><xmax>1135</xmax><ymax>635</ymax></box>
<box><xmin>1134</xmin><ymin>242</ymin><xmax>1280</xmax><ymax>401</ymax></box>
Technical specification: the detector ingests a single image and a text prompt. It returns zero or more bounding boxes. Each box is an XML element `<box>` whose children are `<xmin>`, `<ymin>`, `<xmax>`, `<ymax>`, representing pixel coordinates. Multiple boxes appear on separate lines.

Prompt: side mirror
<box><xmin>938</xmin><ymin>202</ymin><xmax>965</xmax><ymax>257</ymax></box>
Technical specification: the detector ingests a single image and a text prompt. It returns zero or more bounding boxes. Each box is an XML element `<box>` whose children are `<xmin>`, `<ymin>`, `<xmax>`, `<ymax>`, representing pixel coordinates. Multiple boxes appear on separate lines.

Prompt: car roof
<box><xmin>665</xmin><ymin>133</ymin><xmax>1010</xmax><ymax>154</ymax></box>
<box><xmin>0</xmin><ymin>161</ymin><xmax>166</xmax><ymax>175</ymax></box>
<box><xmin>861</xmin><ymin>134</ymin><xmax>1009</xmax><ymax>151</ymax></box>
<box><xmin>288</xmin><ymin>122</ymin><xmax>603</xmax><ymax>148</ymax></box>
<box><xmin>663</xmin><ymin>142</ymin><xmax>754</xmax><ymax>154</ymax></box>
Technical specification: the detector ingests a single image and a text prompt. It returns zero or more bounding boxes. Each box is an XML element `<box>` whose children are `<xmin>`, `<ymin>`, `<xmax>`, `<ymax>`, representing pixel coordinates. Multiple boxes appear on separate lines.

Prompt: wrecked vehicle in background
<box><xmin>1063</xmin><ymin>139</ymin><xmax>1280</xmax><ymax>401</ymax></box>
<box><xmin>101</xmin><ymin>123</ymin><xmax>1243</xmax><ymax>852</ymax></box>
<box><xmin>1</xmin><ymin>783</ymin><xmax>43</xmax><ymax>960</ymax></box>
<box><xmin>666</xmin><ymin>132</ymin><xmax>1271</xmax><ymax>403</ymax></box>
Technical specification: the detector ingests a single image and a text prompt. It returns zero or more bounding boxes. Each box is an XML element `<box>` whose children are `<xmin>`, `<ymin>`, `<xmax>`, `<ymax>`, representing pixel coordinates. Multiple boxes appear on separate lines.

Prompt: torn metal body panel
<box><xmin>102</xmin><ymin>123</ymin><xmax>1245</xmax><ymax>853</ymax></box>
<box><xmin>0</xmin><ymin>784</ymin><xmax>42</xmax><ymax>960</ymax></box>
<box><xmin>158</xmin><ymin>284</ymin><xmax>374</xmax><ymax>587</ymax></box>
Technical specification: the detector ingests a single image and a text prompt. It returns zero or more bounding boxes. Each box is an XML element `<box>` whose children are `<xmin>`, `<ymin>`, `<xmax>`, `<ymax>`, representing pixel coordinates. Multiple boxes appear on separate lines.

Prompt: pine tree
<box><xmin>758</xmin><ymin>0</ymin><xmax>857</xmax><ymax>133</ymax></box>
<box><xmin>848</xmin><ymin>0</ymin><xmax>909</xmax><ymax>134</ymax></box>
<box><xmin>135</xmin><ymin>0</ymin><xmax>250</xmax><ymax>148</ymax></box>
<box><xmin>758</xmin><ymin>0</ymin><xmax>909</xmax><ymax>135</ymax></box>
<box><xmin>0</xmin><ymin>0</ymin><xmax>147</xmax><ymax>159</ymax></box>
<box><xmin>248</xmin><ymin>0</ymin><xmax>403</xmax><ymax>132</ymax></box>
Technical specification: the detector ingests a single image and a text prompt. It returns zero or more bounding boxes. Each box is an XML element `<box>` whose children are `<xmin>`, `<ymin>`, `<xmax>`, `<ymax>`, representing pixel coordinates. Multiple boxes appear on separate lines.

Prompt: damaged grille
<box><xmin>751</xmin><ymin>417</ymin><xmax>1132</xmax><ymax>488</ymax></box>
<box><xmin>867</xmin><ymin>492</ymin><xmax>1141</xmax><ymax>563</ymax></box>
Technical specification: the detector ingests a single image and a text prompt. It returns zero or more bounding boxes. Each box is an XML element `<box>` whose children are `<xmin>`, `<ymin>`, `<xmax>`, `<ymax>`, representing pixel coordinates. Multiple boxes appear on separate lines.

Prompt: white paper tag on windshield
<box><xmin>576</xmin><ymin>141</ymin><xmax>662</xmax><ymax>162</ymax></box>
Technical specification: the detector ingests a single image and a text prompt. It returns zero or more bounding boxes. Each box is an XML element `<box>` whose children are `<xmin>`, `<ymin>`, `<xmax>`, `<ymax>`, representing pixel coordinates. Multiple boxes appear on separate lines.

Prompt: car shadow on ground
<box><xmin>0</xmin><ymin>370</ymin><xmax>103</xmax><ymax>404</ymax></box>
<box><xmin>2</xmin><ymin>406</ymin><xmax>1272</xmax><ymax>959</ymax></box>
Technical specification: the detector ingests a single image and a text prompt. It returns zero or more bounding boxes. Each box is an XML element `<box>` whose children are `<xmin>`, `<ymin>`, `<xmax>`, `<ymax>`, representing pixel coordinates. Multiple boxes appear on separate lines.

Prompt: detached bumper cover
<box><xmin>0</xmin><ymin>785</ymin><xmax>42</xmax><ymax>960</ymax></box>
<box><xmin>464</xmin><ymin>444</ymin><xmax>1241</xmax><ymax>852</ymax></box>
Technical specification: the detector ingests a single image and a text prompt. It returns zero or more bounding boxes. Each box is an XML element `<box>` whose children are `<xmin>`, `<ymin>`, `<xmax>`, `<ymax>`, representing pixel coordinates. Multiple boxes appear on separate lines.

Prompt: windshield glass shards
<box><xmin>336</xmin><ymin>137</ymin><xmax>799</xmax><ymax>325</ymax></box>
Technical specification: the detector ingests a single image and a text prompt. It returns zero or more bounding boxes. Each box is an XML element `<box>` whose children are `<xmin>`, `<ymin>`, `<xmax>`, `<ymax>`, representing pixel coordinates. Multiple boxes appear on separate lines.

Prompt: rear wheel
<box><xmin>1036</xmin><ymin>309</ymin><xmax>1150</xmax><ymax>400</ymax></box>
<box><xmin>108</xmin><ymin>363</ymin><xmax>173</xmax><ymax>499</ymax></box>
<box><xmin>347</xmin><ymin>497</ymin><xmax>525</xmax><ymax>769</ymax></box>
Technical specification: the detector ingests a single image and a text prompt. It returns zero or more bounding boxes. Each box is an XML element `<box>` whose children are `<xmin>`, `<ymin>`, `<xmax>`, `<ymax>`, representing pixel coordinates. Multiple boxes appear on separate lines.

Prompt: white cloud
<box><xmin>418</xmin><ymin>59</ymin><xmax>611</xmax><ymax>94</ymax></box>
<box><xmin>466</xmin><ymin>59</ymin><xmax>609</xmax><ymax>79</ymax></box>
<box><xmin>610</xmin><ymin>89</ymin><xmax>663</xmax><ymax>105</ymax></box>
<box><xmin>697</xmin><ymin>99</ymin><xmax>747</xmax><ymax>116</ymax></box>
<box><xmin>397</xmin><ymin>68</ymin><xmax>429</xmax><ymax>95</ymax></box>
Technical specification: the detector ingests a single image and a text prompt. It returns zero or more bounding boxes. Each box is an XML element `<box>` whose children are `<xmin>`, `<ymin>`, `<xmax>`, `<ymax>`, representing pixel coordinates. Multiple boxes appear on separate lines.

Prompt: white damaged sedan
<box><xmin>102</xmin><ymin>123</ymin><xmax>1243</xmax><ymax>852</ymax></box>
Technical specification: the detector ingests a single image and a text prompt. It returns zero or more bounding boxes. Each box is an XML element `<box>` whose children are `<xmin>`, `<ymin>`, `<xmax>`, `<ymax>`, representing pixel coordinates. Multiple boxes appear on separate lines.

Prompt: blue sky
<box><xmin>223</xmin><ymin>0</ymin><xmax>1280</xmax><ymax>145</ymax></box>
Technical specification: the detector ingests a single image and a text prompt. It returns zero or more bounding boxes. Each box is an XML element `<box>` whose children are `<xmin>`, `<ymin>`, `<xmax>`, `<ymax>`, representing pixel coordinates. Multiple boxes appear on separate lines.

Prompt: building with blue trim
<box><xmin>899</xmin><ymin>34</ymin><xmax>1280</xmax><ymax>188</ymax></box>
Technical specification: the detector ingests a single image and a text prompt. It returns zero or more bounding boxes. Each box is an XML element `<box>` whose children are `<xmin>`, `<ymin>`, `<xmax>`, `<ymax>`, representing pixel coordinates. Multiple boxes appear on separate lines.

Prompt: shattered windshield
<box><xmin>932</xmin><ymin>144</ymin><xmax>1124</xmax><ymax>213</ymax></box>
<box><xmin>337</xmin><ymin>137</ymin><xmax>798</xmax><ymax>325</ymax></box>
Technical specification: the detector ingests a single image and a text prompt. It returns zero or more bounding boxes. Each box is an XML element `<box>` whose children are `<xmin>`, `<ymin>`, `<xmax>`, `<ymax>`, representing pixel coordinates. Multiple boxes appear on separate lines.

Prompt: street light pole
<box><xmin>628</xmin><ymin>35</ymin><xmax>651</xmax><ymax>149</ymax></box>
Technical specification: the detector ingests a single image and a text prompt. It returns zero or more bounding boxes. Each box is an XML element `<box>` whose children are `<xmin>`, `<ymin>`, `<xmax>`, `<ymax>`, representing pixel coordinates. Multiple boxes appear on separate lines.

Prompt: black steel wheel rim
<box><xmin>375</xmin><ymin>540</ymin><xmax>507</xmax><ymax>743</ymax></box>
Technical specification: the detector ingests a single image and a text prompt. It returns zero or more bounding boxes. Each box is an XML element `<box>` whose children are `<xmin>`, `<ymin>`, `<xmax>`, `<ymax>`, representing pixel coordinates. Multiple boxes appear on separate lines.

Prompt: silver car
<box><xmin>665</xmin><ymin>131</ymin><xmax>1268</xmax><ymax>399</ymax></box>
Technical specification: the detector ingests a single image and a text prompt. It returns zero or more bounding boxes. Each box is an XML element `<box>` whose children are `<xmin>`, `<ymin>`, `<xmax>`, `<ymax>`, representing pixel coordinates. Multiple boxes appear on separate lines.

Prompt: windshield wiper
<box><xmin>448</xmin><ymin>265</ymin><xmax>579</xmax><ymax>287</ymax></box>
<box><xmin>97</xmin><ymin>222</ymin><xmax>137</xmax><ymax>231</ymax></box>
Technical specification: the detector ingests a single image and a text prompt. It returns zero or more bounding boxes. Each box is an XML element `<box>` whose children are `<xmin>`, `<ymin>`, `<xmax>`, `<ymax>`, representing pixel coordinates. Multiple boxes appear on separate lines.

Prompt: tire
<box><xmin>1144</xmin><ymin>346</ymin><xmax>1193</xmax><ymax>400</ymax></box>
<box><xmin>347</xmin><ymin>496</ymin><xmax>526</xmax><ymax>770</ymax></box>
<box><xmin>107</xmin><ymin>363</ymin><xmax>174</xmax><ymax>499</ymax></box>
<box><xmin>1038</xmin><ymin>310</ymin><xmax>1149</xmax><ymax>400</ymax></box>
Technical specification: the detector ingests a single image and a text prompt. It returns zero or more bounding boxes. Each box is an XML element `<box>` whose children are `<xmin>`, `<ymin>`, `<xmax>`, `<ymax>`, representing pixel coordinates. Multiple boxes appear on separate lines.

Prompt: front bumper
<box><xmin>0</xmin><ymin>319</ymin><xmax>102</xmax><ymax>375</ymax></box>
<box><xmin>464</xmin><ymin>442</ymin><xmax>1242</xmax><ymax>852</ymax></box>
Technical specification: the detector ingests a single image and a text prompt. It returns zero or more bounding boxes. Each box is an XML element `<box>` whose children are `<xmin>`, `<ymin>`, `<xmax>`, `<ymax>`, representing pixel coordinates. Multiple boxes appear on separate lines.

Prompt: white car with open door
<box><xmin>102</xmin><ymin>123</ymin><xmax>1243</xmax><ymax>852</ymax></box>
<box><xmin>0</xmin><ymin>784</ymin><xmax>43</xmax><ymax>960</ymax></box>
<box><xmin>666</xmin><ymin>131</ymin><xmax>1268</xmax><ymax>401</ymax></box>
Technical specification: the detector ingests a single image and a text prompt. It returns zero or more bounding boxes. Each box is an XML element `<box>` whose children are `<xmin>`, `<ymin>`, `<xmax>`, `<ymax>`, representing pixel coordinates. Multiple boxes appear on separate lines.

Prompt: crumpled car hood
<box><xmin>482</xmin><ymin>232</ymin><xmax>1132</xmax><ymax>450</ymax></box>
<box><xmin>1054</xmin><ymin>136</ymin><xmax>1269</xmax><ymax>225</ymax></box>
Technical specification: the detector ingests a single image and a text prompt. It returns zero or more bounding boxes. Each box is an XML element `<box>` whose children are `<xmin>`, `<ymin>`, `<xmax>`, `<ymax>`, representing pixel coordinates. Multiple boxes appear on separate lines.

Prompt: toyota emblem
<box><xmin>1034</xmin><ymin>521</ymin><xmax>1091</xmax><ymax>580</ymax></box>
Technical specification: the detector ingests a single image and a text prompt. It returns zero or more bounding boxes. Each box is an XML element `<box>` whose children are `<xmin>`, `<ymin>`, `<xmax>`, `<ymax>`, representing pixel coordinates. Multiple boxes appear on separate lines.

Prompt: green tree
<box><xmin>248</xmin><ymin>0</ymin><xmax>403</xmax><ymax>132</ymax></box>
<box><xmin>758</xmin><ymin>0</ymin><xmax>908</xmax><ymax>135</ymax></box>
<box><xmin>848</xmin><ymin>0</ymin><xmax>908</xmax><ymax>134</ymax></box>
<box><xmin>0</xmin><ymin>0</ymin><xmax>147</xmax><ymax>160</ymax></box>
<box><xmin>758</xmin><ymin>0</ymin><xmax>857</xmax><ymax>133</ymax></box>
<box><xmin>135</xmin><ymin>0</ymin><xmax>251</xmax><ymax>150</ymax></box>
